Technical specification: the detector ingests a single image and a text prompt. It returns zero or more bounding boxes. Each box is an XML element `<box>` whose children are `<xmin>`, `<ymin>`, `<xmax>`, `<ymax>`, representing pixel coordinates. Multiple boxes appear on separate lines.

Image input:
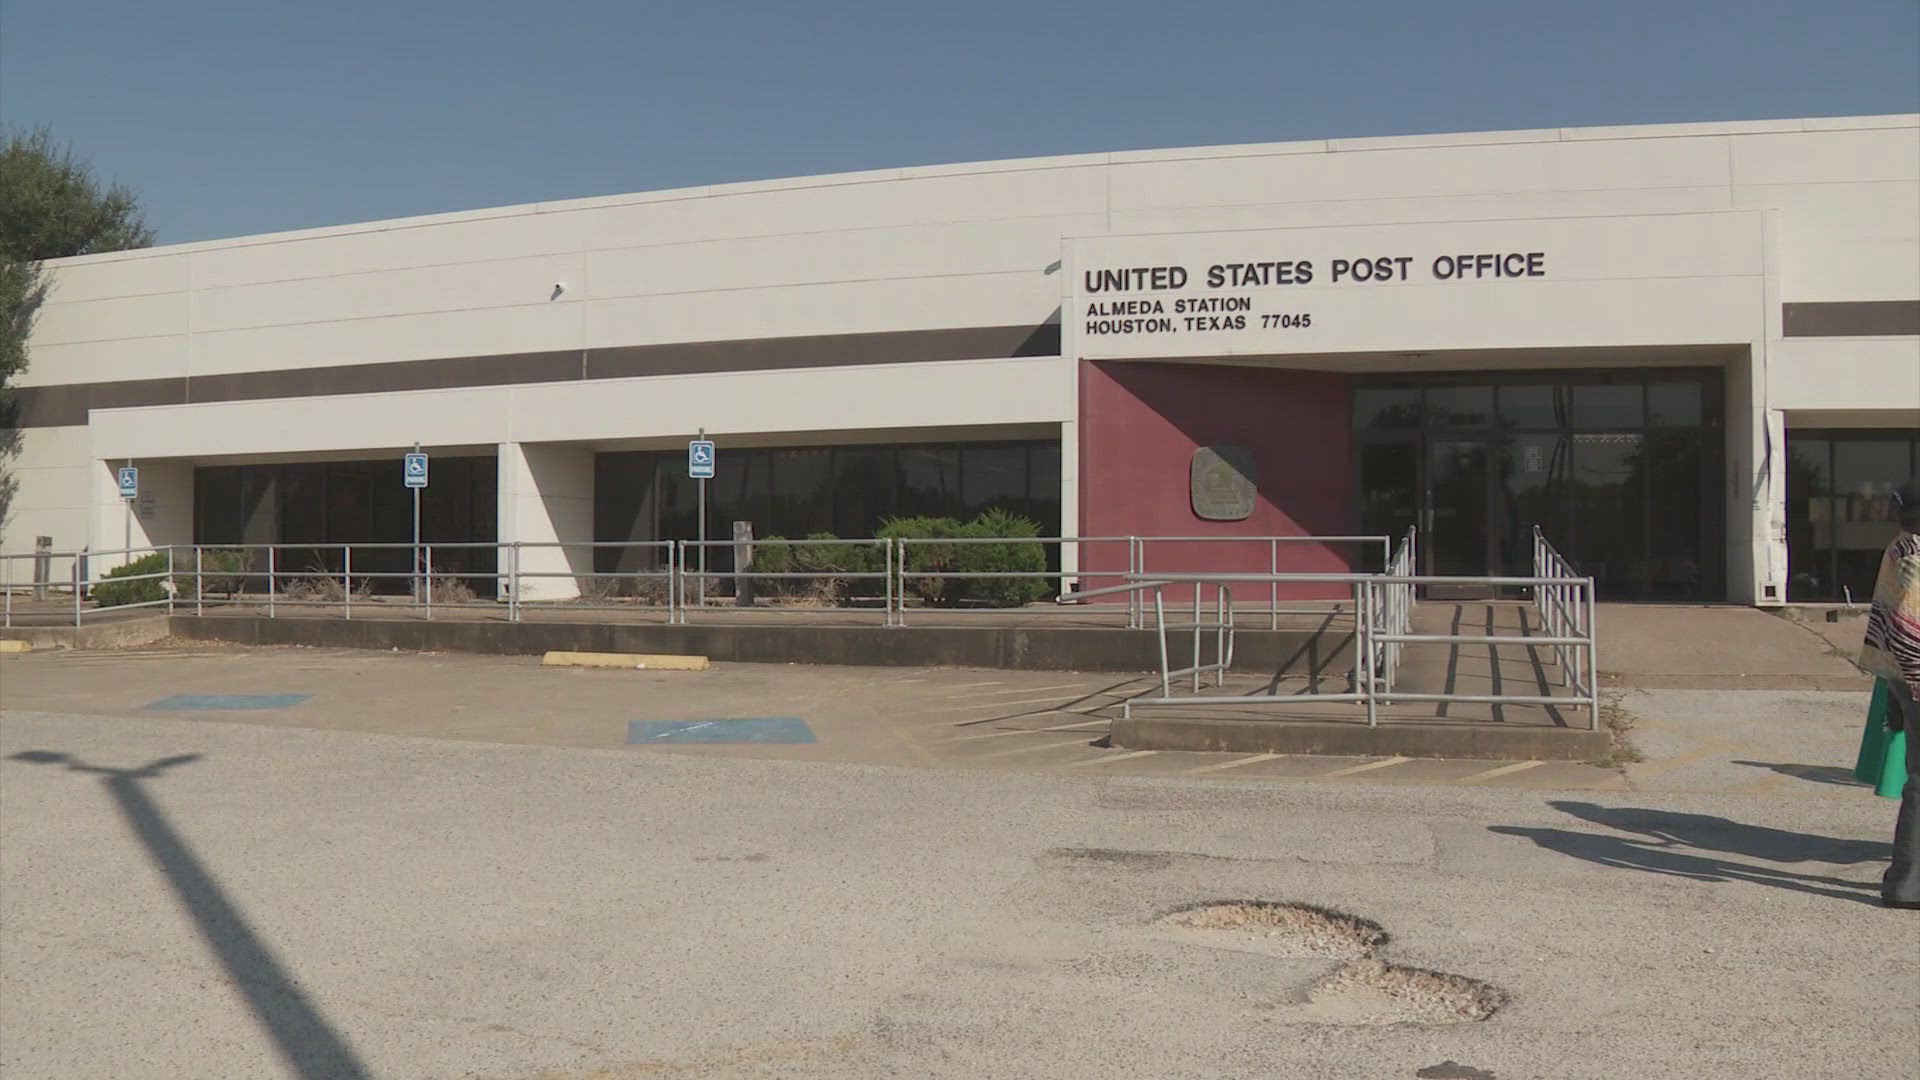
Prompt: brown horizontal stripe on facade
<box><xmin>2</xmin><ymin>322</ymin><xmax>1064</xmax><ymax>429</ymax></box>
<box><xmin>1782</xmin><ymin>300</ymin><xmax>1920</xmax><ymax>337</ymax></box>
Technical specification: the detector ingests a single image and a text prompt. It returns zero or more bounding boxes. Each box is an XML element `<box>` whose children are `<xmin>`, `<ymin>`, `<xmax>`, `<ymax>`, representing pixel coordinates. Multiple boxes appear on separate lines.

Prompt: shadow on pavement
<box><xmin>1547</xmin><ymin>800</ymin><xmax>1887</xmax><ymax>863</ymax></box>
<box><xmin>1490</xmin><ymin>799</ymin><xmax>1889</xmax><ymax>907</ymax></box>
<box><xmin>955</xmin><ymin>677</ymin><xmax>1144</xmax><ymax>727</ymax></box>
<box><xmin>1730</xmin><ymin>760</ymin><xmax>1868</xmax><ymax>788</ymax></box>
<box><xmin>7</xmin><ymin>750</ymin><xmax>370</xmax><ymax>1080</ymax></box>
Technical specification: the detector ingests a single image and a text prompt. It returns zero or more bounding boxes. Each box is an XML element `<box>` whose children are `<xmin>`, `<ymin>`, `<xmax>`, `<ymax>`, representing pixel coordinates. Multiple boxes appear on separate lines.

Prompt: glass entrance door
<box><xmin>1354</xmin><ymin>374</ymin><xmax>1723</xmax><ymax>599</ymax></box>
<box><xmin>1426</xmin><ymin>438</ymin><xmax>1495</xmax><ymax>580</ymax></box>
<box><xmin>1358</xmin><ymin>435</ymin><xmax>1498</xmax><ymax>582</ymax></box>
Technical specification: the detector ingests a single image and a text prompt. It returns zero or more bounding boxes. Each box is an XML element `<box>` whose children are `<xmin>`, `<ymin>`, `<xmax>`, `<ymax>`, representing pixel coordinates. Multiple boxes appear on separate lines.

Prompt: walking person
<box><xmin>1863</xmin><ymin>482</ymin><xmax>1920</xmax><ymax>909</ymax></box>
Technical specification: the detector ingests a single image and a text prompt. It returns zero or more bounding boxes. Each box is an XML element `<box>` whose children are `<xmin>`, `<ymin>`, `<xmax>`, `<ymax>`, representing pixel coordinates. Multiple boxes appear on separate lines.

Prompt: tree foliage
<box><xmin>2</xmin><ymin>127</ymin><xmax>156</xmax><ymax>387</ymax></box>
<box><xmin>1</xmin><ymin>127</ymin><xmax>155</xmax><ymax>523</ymax></box>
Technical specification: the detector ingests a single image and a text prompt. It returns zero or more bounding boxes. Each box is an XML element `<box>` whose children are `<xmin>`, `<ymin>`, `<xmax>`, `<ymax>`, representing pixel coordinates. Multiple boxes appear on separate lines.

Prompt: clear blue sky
<box><xmin>4</xmin><ymin>0</ymin><xmax>1917</xmax><ymax>245</ymax></box>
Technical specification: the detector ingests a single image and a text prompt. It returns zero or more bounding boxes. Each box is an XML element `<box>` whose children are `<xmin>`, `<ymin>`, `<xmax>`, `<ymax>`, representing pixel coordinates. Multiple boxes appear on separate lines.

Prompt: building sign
<box><xmin>1079</xmin><ymin>251</ymin><xmax>1544</xmax><ymax>343</ymax></box>
<box><xmin>1190</xmin><ymin>446</ymin><xmax>1256</xmax><ymax>521</ymax></box>
<box><xmin>1067</xmin><ymin>212</ymin><xmax>1763</xmax><ymax>361</ymax></box>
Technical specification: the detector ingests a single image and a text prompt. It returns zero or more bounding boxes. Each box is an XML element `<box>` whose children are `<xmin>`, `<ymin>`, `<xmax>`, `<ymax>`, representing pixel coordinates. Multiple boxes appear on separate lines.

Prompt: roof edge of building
<box><xmin>45</xmin><ymin>112</ymin><xmax>1920</xmax><ymax>269</ymax></box>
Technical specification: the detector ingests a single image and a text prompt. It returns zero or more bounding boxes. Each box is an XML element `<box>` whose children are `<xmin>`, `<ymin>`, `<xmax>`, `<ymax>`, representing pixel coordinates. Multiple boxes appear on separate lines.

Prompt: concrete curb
<box><xmin>166</xmin><ymin>615</ymin><xmax>1347</xmax><ymax>673</ymax></box>
<box><xmin>0</xmin><ymin>616</ymin><xmax>172</xmax><ymax>650</ymax></box>
<box><xmin>1110</xmin><ymin>714</ymin><xmax>1611</xmax><ymax>761</ymax></box>
<box><xmin>542</xmin><ymin>651</ymin><xmax>710</xmax><ymax>670</ymax></box>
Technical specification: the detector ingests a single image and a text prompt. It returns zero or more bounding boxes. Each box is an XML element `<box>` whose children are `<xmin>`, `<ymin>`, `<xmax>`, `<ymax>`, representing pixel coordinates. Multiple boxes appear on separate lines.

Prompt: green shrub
<box><xmin>794</xmin><ymin>533</ymin><xmax>880</xmax><ymax>573</ymax></box>
<box><xmin>795</xmin><ymin>533</ymin><xmax>883</xmax><ymax>603</ymax></box>
<box><xmin>91</xmin><ymin>552</ymin><xmax>170</xmax><ymax>607</ymax></box>
<box><xmin>192</xmin><ymin>548</ymin><xmax>252</xmax><ymax>598</ymax></box>
<box><xmin>749</xmin><ymin>537</ymin><xmax>796</xmax><ymax>597</ymax></box>
<box><xmin>959</xmin><ymin>508</ymin><xmax>1050</xmax><ymax>607</ymax></box>
<box><xmin>879</xmin><ymin>515</ymin><xmax>968</xmax><ymax>606</ymax></box>
<box><xmin>881</xmin><ymin>510</ymin><xmax>1049</xmax><ymax>607</ymax></box>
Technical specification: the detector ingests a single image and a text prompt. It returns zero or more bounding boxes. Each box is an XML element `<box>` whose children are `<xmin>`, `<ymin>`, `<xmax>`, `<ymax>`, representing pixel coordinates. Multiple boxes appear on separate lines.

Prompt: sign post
<box><xmin>689</xmin><ymin>433</ymin><xmax>715</xmax><ymax>606</ymax></box>
<box><xmin>732</xmin><ymin>520</ymin><xmax>754</xmax><ymax>607</ymax></box>
<box><xmin>117</xmin><ymin>463</ymin><xmax>138</xmax><ymax>555</ymax></box>
<box><xmin>404</xmin><ymin>446</ymin><xmax>429</xmax><ymax>598</ymax></box>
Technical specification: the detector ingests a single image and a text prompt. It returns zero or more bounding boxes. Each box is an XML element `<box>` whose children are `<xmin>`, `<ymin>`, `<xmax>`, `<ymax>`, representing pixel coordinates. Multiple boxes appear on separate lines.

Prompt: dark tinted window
<box><xmin>1498</xmin><ymin>385</ymin><xmax>1560</xmax><ymax>428</ymax></box>
<box><xmin>1571</xmin><ymin>384</ymin><xmax>1644</xmax><ymax>429</ymax></box>
<box><xmin>1424</xmin><ymin>386</ymin><xmax>1493</xmax><ymax>426</ymax></box>
<box><xmin>1353</xmin><ymin>387</ymin><xmax>1421</xmax><ymax>430</ymax></box>
<box><xmin>1647</xmin><ymin>382</ymin><xmax>1702</xmax><ymax>427</ymax></box>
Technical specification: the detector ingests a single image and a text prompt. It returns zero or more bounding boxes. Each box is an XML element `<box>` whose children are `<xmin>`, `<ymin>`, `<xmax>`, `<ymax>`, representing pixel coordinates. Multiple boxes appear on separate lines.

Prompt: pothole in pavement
<box><xmin>1155</xmin><ymin>900</ymin><xmax>1388</xmax><ymax>958</ymax></box>
<box><xmin>1151</xmin><ymin>899</ymin><xmax>1507</xmax><ymax>1023</ymax></box>
<box><xmin>1309</xmin><ymin>959</ymin><xmax>1508</xmax><ymax>1024</ymax></box>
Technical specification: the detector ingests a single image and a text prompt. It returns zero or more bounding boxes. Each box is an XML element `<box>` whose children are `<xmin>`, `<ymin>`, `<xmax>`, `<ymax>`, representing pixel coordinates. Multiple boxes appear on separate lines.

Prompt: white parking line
<box><xmin>961</xmin><ymin>682</ymin><xmax>1091</xmax><ymax>697</ymax></box>
<box><xmin>915</xmin><ymin>694</ymin><xmax>1073</xmax><ymax>713</ymax></box>
<box><xmin>1183</xmin><ymin>753</ymin><xmax>1281</xmax><ymax>775</ymax></box>
<box><xmin>971</xmin><ymin>737</ymin><xmax>1102</xmax><ymax>760</ymax></box>
<box><xmin>1063</xmin><ymin>750</ymin><xmax>1160</xmax><ymax>768</ymax></box>
<box><xmin>1455</xmin><ymin>760</ymin><xmax>1545</xmax><ymax>783</ymax></box>
<box><xmin>910</xmin><ymin>695</ymin><xmax>1095</xmax><ymax>723</ymax></box>
<box><xmin>936</xmin><ymin>719</ymin><xmax>1112</xmax><ymax>743</ymax></box>
<box><xmin>1314</xmin><ymin>756</ymin><xmax>1409</xmax><ymax>778</ymax></box>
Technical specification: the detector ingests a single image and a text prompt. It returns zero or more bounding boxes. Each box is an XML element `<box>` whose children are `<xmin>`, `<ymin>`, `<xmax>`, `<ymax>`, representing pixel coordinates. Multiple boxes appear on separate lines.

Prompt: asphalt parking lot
<box><xmin>2</xmin><ymin>642</ymin><xmax>1911</xmax><ymax>1079</ymax></box>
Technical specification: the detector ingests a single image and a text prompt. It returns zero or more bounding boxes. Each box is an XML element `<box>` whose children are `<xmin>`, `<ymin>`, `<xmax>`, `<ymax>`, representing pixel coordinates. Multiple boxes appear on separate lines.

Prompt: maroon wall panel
<box><xmin>1079</xmin><ymin>360</ymin><xmax>1357</xmax><ymax>599</ymax></box>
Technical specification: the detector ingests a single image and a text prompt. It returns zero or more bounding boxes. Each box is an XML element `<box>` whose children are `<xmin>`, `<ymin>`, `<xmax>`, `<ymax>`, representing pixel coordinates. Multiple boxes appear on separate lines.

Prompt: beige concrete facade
<box><xmin>5</xmin><ymin>114</ymin><xmax>1916</xmax><ymax>604</ymax></box>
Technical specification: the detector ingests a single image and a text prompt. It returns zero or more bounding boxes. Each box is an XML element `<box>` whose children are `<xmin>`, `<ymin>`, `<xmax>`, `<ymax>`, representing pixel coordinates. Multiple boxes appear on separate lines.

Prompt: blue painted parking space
<box><xmin>142</xmin><ymin>694</ymin><xmax>313</xmax><ymax>711</ymax></box>
<box><xmin>627</xmin><ymin>718</ymin><xmax>816</xmax><ymax>744</ymax></box>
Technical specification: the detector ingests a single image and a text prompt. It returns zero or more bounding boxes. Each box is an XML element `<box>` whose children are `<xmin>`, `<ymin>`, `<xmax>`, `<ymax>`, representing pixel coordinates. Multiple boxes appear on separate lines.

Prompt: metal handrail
<box><xmin>1120</xmin><ymin>551</ymin><xmax>1599</xmax><ymax>731</ymax></box>
<box><xmin>679</xmin><ymin>537</ymin><xmax>893</xmax><ymax>625</ymax></box>
<box><xmin>1134</xmin><ymin>533</ymin><xmax>1389</xmax><ymax>630</ymax></box>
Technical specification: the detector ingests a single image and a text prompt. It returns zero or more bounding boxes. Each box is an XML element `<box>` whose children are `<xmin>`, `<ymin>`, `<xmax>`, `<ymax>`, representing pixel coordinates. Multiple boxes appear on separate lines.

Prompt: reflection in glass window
<box><xmin>1424</xmin><ymin>386</ymin><xmax>1492</xmax><ymax>426</ymax></box>
<box><xmin>1570</xmin><ymin>435</ymin><xmax>1646</xmax><ymax>594</ymax></box>
<box><xmin>1571</xmin><ymin>384</ymin><xmax>1644</xmax><ymax>429</ymax></box>
<box><xmin>1352</xmin><ymin>372</ymin><xmax>1719</xmax><ymax>599</ymax></box>
<box><xmin>1353</xmin><ymin>387</ymin><xmax>1421</xmax><ymax>430</ymax></box>
<box><xmin>1498</xmin><ymin>385</ymin><xmax>1559</xmax><ymax>428</ymax></box>
<box><xmin>1498</xmin><ymin>433</ymin><xmax>1568</xmax><ymax>570</ymax></box>
<box><xmin>1647</xmin><ymin>382</ymin><xmax>1702</xmax><ymax>427</ymax></box>
<box><xmin>1786</xmin><ymin>433</ymin><xmax>1920</xmax><ymax>601</ymax></box>
<box><xmin>963</xmin><ymin>445</ymin><xmax>1028</xmax><ymax>516</ymax></box>
<box><xmin>596</xmin><ymin>441</ymin><xmax>1062</xmax><ymax>554</ymax></box>
<box><xmin>770</xmin><ymin>450</ymin><xmax>833</xmax><ymax>536</ymax></box>
<box><xmin>193</xmin><ymin>457</ymin><xmax>498</xmax><ymax>587</ymax></box>
<box><xmin>833</xmin><ymin>449</ymin><xmax>894</xmax><ymax>538</ymax></box>
<box><xmin>1644</xmin><ymin>434</ymin><xmax>1704</xmax><ymax>596</ymax></box>
<box><xmin>899</xmin><ymin>447</ymin><xmax>961</xmax><ymax>518</ymax></box>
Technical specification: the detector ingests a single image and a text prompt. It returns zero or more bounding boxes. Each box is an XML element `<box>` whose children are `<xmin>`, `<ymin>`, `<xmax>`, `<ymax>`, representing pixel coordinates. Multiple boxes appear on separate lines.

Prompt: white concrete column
<box><xmin>1723</xmin><ymin>348</ymin><xmax>1778</xmax><ymax>606</ymax></box>
<box><xmin>1058</xmin><ymin>418</ymin><xmax>1079</xmax><ymax>577</ymax></box>
<box><xmin>91</xmin><ymin>458</ymin><xmax>192</xmax><ymax>573</ymax></box>
<box><xmin>497</xmin><ymin>442</ymin><xmax>595</xmax><ymax>601</ymax></box>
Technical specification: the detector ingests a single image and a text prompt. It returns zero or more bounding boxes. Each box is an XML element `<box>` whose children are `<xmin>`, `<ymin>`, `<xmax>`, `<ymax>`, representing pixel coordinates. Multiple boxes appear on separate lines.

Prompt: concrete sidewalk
<box><xmin>0</xmin><ymin>640</ymin><xmax>1892</xmax><ymax>799</ymax></box>
<box><xmin>1593</xmin><ymin>604</ymin><xmax>1871</xmax><ymax>691</ymax></box>
<box><xmin>0</xmin><ymin>644</ymin><xmax>1626</xmax><ymax>789</ymax></box>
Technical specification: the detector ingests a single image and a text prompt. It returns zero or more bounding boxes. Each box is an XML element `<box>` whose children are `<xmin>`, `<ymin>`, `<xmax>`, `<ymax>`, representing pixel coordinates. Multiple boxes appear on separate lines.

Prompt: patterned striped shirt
<box><xmin>1861</xmin><ymin>529</ymin><xmax>1920</xmax><ymax>694</ymax></box>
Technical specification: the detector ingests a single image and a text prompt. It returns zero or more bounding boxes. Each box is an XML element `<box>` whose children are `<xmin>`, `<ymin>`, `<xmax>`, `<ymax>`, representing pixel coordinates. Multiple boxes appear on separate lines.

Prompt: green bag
<box><xmin>1854</xmin><ymin>678</ymin><xmax>1910</xmax><ymax>800</ymax></box>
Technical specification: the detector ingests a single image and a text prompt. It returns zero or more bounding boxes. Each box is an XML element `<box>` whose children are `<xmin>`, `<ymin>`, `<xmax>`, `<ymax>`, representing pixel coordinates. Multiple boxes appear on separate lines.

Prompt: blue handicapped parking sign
<box><xmin>403</xmin><ymin>452</ymin><xmax>429</xmax><ymax>488</ymax></box>
<box><xmin>688</xmin><ymin>440</ymin><xmax>715</xmax><ymax>479</ymax></box>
